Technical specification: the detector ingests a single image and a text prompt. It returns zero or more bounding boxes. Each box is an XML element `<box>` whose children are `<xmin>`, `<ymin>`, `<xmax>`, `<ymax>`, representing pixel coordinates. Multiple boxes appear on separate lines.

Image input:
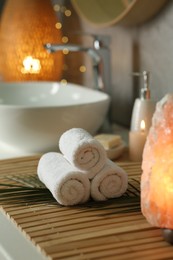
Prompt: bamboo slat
<box><xmin>0</xmin><ymin>156</ymin><xmax>172</xmax><ymax>260</ymax></box>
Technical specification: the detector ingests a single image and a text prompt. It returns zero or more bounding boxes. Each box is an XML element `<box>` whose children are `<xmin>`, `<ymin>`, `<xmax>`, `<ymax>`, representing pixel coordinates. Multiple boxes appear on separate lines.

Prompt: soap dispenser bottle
<box><xmin>130</xmin><ymin>71</ymin><xmax>155</xmax><ymax>134</ymax></box>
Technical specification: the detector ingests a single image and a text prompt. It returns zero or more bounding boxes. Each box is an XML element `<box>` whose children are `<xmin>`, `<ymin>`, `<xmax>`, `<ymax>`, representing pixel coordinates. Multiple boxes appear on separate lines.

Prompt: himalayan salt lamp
<box><xmin>141</xmin><ymin>94</ymin><xmax>173</xmax><ymax>243</ymax></box>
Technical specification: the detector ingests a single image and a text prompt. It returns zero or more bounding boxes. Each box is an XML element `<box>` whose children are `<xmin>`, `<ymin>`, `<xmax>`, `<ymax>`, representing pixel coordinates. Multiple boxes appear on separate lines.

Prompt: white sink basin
<box><xmin>0</xmin><ymin>82</ymin><xmax>110</xmax><ymax>155</ymax></box>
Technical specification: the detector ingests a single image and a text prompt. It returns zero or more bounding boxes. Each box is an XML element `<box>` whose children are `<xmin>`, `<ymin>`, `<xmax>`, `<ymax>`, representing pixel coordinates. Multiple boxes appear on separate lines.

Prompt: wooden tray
<box><xmin>0</xmin><ymin>156</ymin><xmax>173</xmax><ymax>260</ymax></box>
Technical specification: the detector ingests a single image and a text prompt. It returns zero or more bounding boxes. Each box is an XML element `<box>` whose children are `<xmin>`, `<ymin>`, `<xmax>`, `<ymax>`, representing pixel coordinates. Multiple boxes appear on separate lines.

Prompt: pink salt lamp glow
<box><xmin>141</xmin><ymin>94</ymin><xmax>173</xmax><ymax>243</ymax></box>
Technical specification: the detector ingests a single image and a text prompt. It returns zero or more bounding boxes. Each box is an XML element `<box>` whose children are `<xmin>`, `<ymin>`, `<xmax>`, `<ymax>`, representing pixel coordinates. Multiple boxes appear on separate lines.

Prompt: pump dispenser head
<box><xmin>133</xmin><ymin>71</ymin><xmax>150</xmax><ymax>99</ymax></box>
<box><xmin>141</xmin><ymin>71</ymin><xmax>150</xmax><ymax>99</ymax></box>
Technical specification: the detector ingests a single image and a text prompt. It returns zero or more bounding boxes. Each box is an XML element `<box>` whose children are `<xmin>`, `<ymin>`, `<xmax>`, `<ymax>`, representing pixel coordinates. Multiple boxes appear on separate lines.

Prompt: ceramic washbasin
<box><xmin>0</xmin><ymin>82</ymin><xmax>110</xmax><ymax>155</ymax></box>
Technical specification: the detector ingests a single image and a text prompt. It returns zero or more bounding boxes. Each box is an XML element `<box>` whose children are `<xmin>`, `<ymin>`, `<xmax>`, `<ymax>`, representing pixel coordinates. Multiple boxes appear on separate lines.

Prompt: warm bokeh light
<box><xmin>60</xmin><ymin>79</ymin><xmax>68</xmax><ymax>85</ymax></box>
<box><xmin>53</xmin><ymin>4</ymin><xmax>60</xmax><ymax>12</ymax></box>
<box><xmin>63</xmin><ymin>48</ymin><xmax>70</xmax><ymax>55</ymax></box>
<box><xmin>140</xmin><ymin>120</ymin><xmax>146</xmax><ymax>131</ymax></box>
<box><xmin>21</xmin><ymin>56</ymin><xmax>41</xmax><ymax>74</ymax></box>
<box><xmin>62</xmin><ymin>36</ymin><xmax>69</xmax><ymax>43</ymax></box>
<box><xmin>65</xmin><ymin>9</ymin><xmax>72</xmax><ymax>17</ymax></box>
<box><xmin>79</xmin><ymin>65</ymin><xmax>86</xmax><ymax>73</ymax></box>
<box><xmin>55</xmin><ymin>22</ymin><xmax>62</xmax><ymax>29</ymax></box>
<box><xmin>0</xmin><ymin>0</ymin><xmax>63</xmax><ymax>81</ymax></box>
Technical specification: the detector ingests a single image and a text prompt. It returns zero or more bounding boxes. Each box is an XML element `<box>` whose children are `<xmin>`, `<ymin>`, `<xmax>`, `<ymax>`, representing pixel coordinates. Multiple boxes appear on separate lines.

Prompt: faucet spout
<box><xmin>44</xmin><ymin>43</ymin><xmax>104</xmax><ymax>91</ymax></box>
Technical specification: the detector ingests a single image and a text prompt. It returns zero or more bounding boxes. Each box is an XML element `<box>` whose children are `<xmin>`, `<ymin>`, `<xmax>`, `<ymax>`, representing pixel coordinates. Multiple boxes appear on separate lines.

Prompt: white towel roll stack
<box><xmin>59</xmin><ymin>128</ymin><xmax>107</xmax><ymax>179</ymax></box>
<box><xmin>37</xmin><ymin>152</ymin><xmax>90</xmax><ymax>206</ymax></box>
<box><xmin>91</xmin><ymin>159</ymin><xmax>128</xmax><ymax>201</ymax></box>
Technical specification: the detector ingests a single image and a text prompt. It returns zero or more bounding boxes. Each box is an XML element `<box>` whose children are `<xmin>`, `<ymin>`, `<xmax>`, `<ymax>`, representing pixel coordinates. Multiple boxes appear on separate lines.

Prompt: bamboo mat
<box><xmin>0</xmin><ymin>156</ymin><xmax>172</xmax><ymax>260</ymax></box>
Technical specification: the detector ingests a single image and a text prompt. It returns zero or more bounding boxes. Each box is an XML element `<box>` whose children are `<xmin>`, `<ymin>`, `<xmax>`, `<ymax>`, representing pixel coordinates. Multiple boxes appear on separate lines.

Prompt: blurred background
<box><xmin>0</xmin><ymin>0</ymin><xmax>172</xmax><ymax>128</ymax></box>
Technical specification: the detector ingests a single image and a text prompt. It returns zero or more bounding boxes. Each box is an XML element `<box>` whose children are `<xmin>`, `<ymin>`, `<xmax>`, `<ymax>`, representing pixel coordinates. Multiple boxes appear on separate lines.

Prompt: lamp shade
<box><xmin>141</xmin><ymin>94</ymin><xmax>173</xmax><ymax>229</ymax></box>
<box><xmin>0</xmin><ymin>0</ymin><xmax>63</xmax><ymax>81</ymax></box>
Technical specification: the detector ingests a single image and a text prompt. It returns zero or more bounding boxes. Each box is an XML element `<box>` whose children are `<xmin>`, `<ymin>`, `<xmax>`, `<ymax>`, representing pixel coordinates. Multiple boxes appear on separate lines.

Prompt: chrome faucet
<box><xmin>44</xmin><ymin>34</ymin><xmax>111</xmax><ymax>95</ymax></box>
<box><xmin>91</xmin><ymin>34</ymin><xmax>111</xmax><ymax>96</ymax></box>
<box><xmin>44</xmin><ymin>35</ymin><xmax>112</xmax><ymax>132</ymax></box>
<box><xmin>44</xmin><ymin>43</ymin><xmax>104</xmax><ymax>91</ymax></box>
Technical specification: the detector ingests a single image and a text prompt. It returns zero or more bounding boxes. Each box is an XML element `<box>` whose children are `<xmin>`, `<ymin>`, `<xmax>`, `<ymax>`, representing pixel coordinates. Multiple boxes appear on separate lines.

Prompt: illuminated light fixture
<box><xmin>0</xmin><ymin>0</ymin><xmax>63</xmax><ymax>81</ymax></box>
<box><xmin>141</xmin><ymin>94</ymin><xmax>173</xmax><ymax>244</ymax></box>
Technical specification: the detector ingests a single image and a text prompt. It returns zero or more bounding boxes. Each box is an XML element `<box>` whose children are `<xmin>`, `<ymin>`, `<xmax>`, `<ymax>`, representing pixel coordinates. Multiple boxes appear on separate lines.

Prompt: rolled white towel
<box><xmin>59</xmin><ymin>128</ymin><xmax>107</xmax><ymax>179</ymax></box>
<box><xmin>91</xmin><ymin>159</ymin><xmax>128</xmax><ymax>201</ymax></box>
<box><xmin>37</xmin><ymin>152</ymin><xmax>90</xmax><ymax>206</ymax></box>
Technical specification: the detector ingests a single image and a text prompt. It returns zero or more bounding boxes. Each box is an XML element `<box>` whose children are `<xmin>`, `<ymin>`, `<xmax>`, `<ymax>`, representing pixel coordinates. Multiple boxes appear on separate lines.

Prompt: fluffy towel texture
<box><xmin>37</xmin><ymin>152</ymin><xmax>90</xmax><ymax>206</ymax></box>
<box><xmin>59</xmin><ymin>128</ymin><xmax>107</xmax><ymax>179</ymax></box>
<box><xmin>91</xmin><ymin>159</ymin><xmax>128</xmax><ymax>201</ymax></box>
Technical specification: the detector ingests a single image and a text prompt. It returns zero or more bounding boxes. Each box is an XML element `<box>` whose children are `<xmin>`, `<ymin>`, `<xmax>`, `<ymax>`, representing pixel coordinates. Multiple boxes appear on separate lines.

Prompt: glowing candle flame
<box><xmin>140</xmin><ymin>120</ymin><xmax>145</xmax><ymax>132</ymax></box>
<box><xmin>21</xmin><ymin>56</ymin><xmax>41</xmax><ymax>74</ymax></box>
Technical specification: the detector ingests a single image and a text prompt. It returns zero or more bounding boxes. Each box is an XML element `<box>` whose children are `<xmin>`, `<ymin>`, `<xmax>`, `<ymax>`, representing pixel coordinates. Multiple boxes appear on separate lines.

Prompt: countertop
<box><xmin>0</xmin><ymin>156</ymin><xmax>173</xmax><ymax>260</ymax></box>
<box><xmin>0</xmin><ymin>124</ymin><xmax>129</xmax><ymax>160</ymax></box>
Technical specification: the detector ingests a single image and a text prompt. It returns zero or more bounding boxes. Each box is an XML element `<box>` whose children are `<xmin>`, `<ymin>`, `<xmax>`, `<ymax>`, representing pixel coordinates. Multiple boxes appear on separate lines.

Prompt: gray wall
<box><xmin>64</xmin><ymin>0</ymin><xmax>173</xmax><ymax>127</ymax></box>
